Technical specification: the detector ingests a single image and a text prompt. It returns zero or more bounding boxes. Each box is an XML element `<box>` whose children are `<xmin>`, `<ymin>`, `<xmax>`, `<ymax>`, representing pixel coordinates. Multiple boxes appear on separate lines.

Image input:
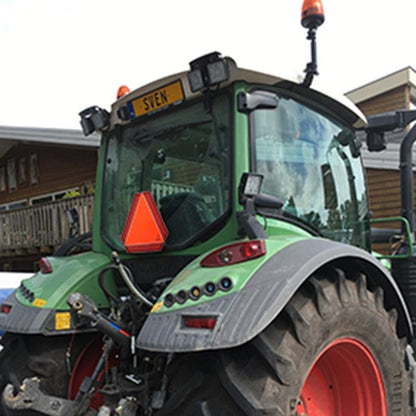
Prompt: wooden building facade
<box><xmin>346</xmin><ymin>67</ymin><xmax>416</xmax><ymax>248</ymax></box>
<box><xmin>0</xmin><ymin>127</ymin><xmax>100</xmax><ymax>271</ymax></box>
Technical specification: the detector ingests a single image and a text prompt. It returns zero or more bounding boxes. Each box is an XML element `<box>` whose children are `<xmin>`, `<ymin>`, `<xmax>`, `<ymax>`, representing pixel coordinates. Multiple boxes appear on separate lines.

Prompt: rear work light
<box><xmin>184</xmin><ymin>316</ymin><xmax>217</xmax><ymax>330</ymax></box>
<box><xmin>200</xmin><ymin>240</ymin><xmax>266</xmax><ymax>267</ymax></box>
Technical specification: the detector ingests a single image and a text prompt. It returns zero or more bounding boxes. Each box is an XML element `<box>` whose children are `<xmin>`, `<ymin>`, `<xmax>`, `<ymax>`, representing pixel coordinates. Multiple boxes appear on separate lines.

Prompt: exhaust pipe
<box><xmin>400</xmin><ymin>123</ymin><xmax>416</xmax><ymax>237</ymax></box>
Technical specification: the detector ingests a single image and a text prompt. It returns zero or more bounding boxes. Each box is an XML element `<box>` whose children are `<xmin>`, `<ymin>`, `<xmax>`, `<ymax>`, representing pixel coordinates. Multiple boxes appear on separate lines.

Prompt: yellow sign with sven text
<box><xmin>55</xmin><ymin>312</ymin><xmax>71</xmax><ymax>330</ymax></box>
<box><xmin>128</xmin><ymin>80</ymin><xmax>184</xmax><ymax>119</ymax></box>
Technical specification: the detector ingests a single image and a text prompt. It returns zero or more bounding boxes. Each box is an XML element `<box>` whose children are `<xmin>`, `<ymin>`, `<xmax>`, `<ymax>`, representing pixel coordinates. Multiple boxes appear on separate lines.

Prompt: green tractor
<box><xmin>1</xmin><ymin>1</ymin><xmax>416</xmax><ymax>414</ymax></box>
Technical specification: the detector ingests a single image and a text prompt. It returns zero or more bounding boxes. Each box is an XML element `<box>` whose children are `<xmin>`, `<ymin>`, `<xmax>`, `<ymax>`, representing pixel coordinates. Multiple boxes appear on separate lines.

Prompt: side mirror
<box><xmin>237</xmin><ymin>91</ymin><xmax>279</xmax><ymax>113</ymax></box>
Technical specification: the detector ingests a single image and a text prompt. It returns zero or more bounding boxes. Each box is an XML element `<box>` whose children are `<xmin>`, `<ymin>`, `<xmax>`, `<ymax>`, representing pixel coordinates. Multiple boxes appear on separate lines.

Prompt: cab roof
<box><xmin>111</xmin><ymin>57</ymin><xmax>366</xmax><ymax>129</ymax></box>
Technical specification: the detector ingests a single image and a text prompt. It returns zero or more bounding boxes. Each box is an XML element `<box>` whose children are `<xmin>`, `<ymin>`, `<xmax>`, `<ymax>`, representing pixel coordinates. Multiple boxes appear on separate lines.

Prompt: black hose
<box><xmin>98</xmin><ymin>264</ymin><xmax>120</xmax><ymax>306</ymax></box>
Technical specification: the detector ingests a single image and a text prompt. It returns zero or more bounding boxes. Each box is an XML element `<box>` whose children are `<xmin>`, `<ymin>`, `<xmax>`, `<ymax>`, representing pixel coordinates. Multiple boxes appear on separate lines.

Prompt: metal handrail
<box><xmin>371</xmin><ymin>216</ymin><xmax>414</xmax><ymax>259</ymax></box>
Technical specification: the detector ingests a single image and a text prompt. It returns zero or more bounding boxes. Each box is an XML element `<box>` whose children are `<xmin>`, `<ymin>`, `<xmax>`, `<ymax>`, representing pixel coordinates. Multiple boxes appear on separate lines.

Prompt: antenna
<box><xmin>301</xmin><ymin>0</ymin><xmax>325</xmax><ymax>88</ymax></box>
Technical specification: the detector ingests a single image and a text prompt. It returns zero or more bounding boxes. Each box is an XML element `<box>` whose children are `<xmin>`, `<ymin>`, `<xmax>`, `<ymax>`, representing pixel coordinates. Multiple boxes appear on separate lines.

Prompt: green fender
<box><xmin>0</xmin><ymin>251</ymin><xmax>112</xmax><ymax>335</ymax></box>
<box><xmin>137</xmin><ymin>238</ymin><xmax>412</xmax><ymax>352</ymax></box>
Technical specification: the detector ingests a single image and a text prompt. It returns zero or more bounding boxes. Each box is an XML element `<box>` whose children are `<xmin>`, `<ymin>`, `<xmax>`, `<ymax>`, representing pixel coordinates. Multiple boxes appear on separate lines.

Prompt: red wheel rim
<box><xmin>297</xmin><ymin>337</ymin><xmax>387</xmax><ymax>416</ymax></box>
<box><xmin>68</xmin><ymin>336</ymin><xmax>120</xmax><ymax>410</ymax></box>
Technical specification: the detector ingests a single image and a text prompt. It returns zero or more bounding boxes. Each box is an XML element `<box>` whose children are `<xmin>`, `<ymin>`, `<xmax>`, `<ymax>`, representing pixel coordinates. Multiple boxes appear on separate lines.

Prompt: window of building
<box><xmin>0</xmin><ymin>200</ymin><xmax>27</xmax><ymax>211</ymax></box>
<box><xmin>29</xmin><ymin>188</ymin><xmax>79</xmax><ymax>205</ymax></box>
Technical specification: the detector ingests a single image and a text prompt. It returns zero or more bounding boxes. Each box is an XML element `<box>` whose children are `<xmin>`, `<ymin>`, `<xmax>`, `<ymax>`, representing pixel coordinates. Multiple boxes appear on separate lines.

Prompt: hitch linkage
<box><xmin>2</xmin><ymin>376</ymin><xmax>138</xmax><ymax>416</ymax></box>
<box><xmin>3</xmin><ymin>378</ymin><xmax>76</xmax><ymax>415</ymax></box>
<box><xmin>2</xmin><ymin>295</ymin><xmax>136</xmax><ymax>415</ymax></box>
<box><xmin>67</xmin><ymin>292</ymin><xmax>131</xmax><ymax>347</ymax></box>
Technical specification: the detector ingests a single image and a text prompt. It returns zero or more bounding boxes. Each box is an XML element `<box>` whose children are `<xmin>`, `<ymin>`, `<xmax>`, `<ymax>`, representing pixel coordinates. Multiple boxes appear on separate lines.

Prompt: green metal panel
<box><xmin>233</xmin><ymin>82</ymin><xmax>251</xmax><ymax>208</ymax></box>
<box><xmin>152</xmin><ymin>219</ymin><xmax>312</xmax><ymax>314</ymax></box>
<box><xmin>16</xmin><ymin>252</ymin><xmax>112</xmax><ymax>310</ymax></box>
<box><xmin>91</xmin><ymin>134</ymin><xmax>110</xmax><ymax>256</ymax></box>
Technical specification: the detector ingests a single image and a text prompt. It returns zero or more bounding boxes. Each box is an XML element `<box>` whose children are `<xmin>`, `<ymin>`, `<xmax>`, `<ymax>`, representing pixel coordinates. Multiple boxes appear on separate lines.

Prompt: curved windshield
<box><xmin>102</xmin><ymin>94</ymin><xmax>231</xmax><ymax>250</ymax></box>
<box><xmin>252</xmin><ymin>91</ymin><xmax>369</xmax><ymax>248</ymax></box>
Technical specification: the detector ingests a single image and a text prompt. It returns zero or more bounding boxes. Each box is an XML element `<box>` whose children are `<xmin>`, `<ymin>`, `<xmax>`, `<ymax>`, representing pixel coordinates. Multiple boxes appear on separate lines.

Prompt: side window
<box><xmin>252</xmin><ymin>92</ymin><xmax>369</xmax><ymax>248</ymax></box>
<box><xmin>254</xmin><ymin>98</ymin><xmax>327</xmax><ymax>221</ymax></box>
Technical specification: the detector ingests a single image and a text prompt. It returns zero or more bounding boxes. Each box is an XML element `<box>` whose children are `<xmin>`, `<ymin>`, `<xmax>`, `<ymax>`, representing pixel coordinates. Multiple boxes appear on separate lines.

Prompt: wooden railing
<box><xmin>0</xmin><ymin>194</ymin><xmax>94</xmax><ymax>254</ymax></box>
<box><xmin>151</xmin><ymin>180</ymin><xmax>194</xmax><ymax>203</ymax></box>
<box><xmin>0</xmin><ymin>181</ymin><xmax>196</xmax><ymax>257</ymax></box>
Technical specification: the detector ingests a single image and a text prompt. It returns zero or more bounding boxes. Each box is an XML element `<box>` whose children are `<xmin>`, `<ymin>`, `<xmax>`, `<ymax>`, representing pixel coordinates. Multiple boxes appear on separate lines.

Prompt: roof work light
<box><xmin>188</xmin><ymin>52</ymin><xmax>230</xmax><ymax>93</ymax></box>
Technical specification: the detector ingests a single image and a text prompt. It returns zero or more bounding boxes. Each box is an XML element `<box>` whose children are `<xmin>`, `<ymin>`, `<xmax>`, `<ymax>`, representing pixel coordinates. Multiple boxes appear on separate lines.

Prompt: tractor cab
<box><xmin>81</xmin><ymin>53</ymin><xmax>370</xmax><ymax>258</ymax></box>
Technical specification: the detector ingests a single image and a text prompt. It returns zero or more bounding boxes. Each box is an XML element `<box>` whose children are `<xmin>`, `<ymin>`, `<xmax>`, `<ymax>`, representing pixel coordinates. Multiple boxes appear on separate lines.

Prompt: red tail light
<box><xmin>184</xmin><ymin>317</ymin><xmax>217</xmax><ymax>330</ymax></box>
<box><xmin>39</xmin><ymin>257</ymin><xmax>53</xmax><ymax>274</ymax></box>
<box><xmin>1</xmin><ymin>304</ymin><xmax>12</xmax><ymax>314</ymax></box>
<box><xmin>200</xmin><ymin>240</ymin><xmax>266</xmax><ymax>267</ymax></box>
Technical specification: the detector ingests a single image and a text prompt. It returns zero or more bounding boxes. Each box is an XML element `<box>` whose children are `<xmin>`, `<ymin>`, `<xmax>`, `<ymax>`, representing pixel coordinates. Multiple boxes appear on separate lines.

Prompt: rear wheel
<box><xmin>159</xmin><ymin>268</ymin><xmax>411</xmax><ymax>415</ymax></box>
<box><xmin>297</xmin><ymin>337</ymin><xmax>387</xmax><ymax>414</ymax></box>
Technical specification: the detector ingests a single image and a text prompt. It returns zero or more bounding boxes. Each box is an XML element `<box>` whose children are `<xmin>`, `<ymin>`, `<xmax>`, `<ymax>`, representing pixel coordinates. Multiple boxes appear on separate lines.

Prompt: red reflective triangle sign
<box><xmin>121</xmin><ymin>191</ymin><xmax>168</xmax><ymax>253</ymax></box>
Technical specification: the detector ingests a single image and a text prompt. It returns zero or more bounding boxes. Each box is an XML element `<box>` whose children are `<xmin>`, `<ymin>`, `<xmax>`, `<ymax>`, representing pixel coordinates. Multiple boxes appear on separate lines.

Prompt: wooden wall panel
<box><xmin>0</xmin><ymin>143</ymin><xmax>97</xmax><ymax>205</ymax></box>
<box><xmin>366</xmin><ymin>168</ymin><xmax>416</xmax><ymax>220</ymax></box>
<box><xmin>357</xmin><ymin>86</ymin><xmax>408</xmax><ymax>116</ymax></box>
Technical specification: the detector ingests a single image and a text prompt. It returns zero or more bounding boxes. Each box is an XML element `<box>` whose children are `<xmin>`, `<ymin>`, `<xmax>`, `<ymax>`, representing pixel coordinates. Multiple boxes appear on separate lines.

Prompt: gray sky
<box><xmin>1</xmin><ymin>0</ymin><xmax>415</xmax><ymax>129</ymax></box>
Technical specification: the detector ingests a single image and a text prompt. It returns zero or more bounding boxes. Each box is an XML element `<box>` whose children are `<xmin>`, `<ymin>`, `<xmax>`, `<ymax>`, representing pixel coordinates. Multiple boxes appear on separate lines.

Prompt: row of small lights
<box><xmin>163</xmin><ymin>277</ymin><xmax>233</xmax><ymax>308</ymax></box>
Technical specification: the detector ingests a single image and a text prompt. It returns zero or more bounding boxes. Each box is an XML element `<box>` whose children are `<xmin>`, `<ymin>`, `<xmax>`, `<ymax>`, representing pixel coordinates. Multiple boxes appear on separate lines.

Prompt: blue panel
<box><xmin>127</xmin><ymin>101</ymin><xmax>136</xmax><ymax>120</ymax></box>
<box><xmin>0</xmin><ymin>288</ymin><xmax>13</xmax><ymax>305</ymax></box>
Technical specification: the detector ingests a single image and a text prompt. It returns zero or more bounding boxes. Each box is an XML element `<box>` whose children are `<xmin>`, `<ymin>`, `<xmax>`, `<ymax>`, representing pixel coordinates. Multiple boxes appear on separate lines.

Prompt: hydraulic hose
<box><xmin>111</xmin><ymin>251</ymin><xmax>154</xmax><ymax>307</ymax></box>
<box><xmin>98</xmin><ymin>264</ymin><xmax>120</xmax><ymax>305</ymax></box>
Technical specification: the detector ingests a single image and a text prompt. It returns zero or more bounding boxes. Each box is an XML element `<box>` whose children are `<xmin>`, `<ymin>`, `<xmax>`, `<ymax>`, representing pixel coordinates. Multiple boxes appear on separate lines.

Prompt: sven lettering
<box><xmin>143</xmin><ymin>89</ymin><xmax>169</xmax><ymax>112</ymax></box>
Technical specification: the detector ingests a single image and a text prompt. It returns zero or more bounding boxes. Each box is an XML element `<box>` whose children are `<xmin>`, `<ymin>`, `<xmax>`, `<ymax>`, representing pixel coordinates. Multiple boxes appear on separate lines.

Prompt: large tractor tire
<box><xmin>0</xmin><ymin>333</ymin><xmax>94</xmax><ymax>415</ymax></box>
<box><xmin>159</xmin><ymin>268</ymin><xmax>412</xmax><ymax>415</ymax></box>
